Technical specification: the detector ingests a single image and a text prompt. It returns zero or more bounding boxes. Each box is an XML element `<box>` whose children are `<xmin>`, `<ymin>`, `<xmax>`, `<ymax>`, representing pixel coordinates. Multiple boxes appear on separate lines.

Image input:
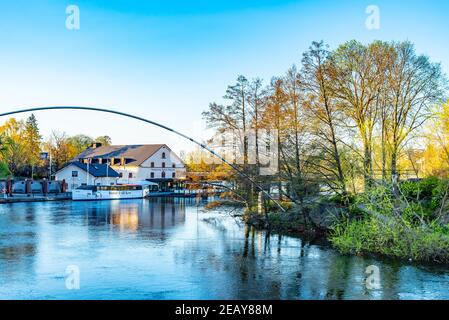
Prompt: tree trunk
<box><xmin>391</xmin><ymin>147</ymin><xmax>399</xmax><ymax>196</ymax></box>
<box><xmin>381</xmin><ymin>117</ymin><xmax>387</xmax><ymax>182</ymax></box>
<box><xmin>277</xmin><ymin>121</ymin><xmax>282</xmax><ymax>202</ymax></box>
<box><xmin>294</xmin><ymin>101</ymin><xmax>301</xmax><ymax>177</ymax></box>
<box><xmin>320</xmin><ymin>75</ymin><xmax>346</xmax><ymax>196</ymax></box>
<box><xmin>363</xmin><ymin>143</ymin><xmax>373</xmax><ymax>190</ymax></box>
<box><xmin>242</xmin><ymin>90</ymin><xmax>248</xmax><ymax>167</ymax></box>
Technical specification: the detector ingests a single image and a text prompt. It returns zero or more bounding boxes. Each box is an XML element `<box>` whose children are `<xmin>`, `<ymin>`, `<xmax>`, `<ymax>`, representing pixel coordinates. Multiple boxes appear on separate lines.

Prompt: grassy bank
<box><xmin>330</xmin><ymin>177</ymin><xmax>449</xmax><ymax>263</ymax></box>
<box><xmin>330</xmin><ymin>215</ymin><xmax>449</xmax><ymax>263</ymax></box>
<box><xmin>238</xmin><ymin>177</ymin><xmax>449</xmax><ymax>264</ymax></box>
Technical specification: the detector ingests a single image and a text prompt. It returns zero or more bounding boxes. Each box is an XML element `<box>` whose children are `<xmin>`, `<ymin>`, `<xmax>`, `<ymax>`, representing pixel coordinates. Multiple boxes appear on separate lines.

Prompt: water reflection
<box><xmin>62</xmin><ymin>198</ymin><xmax>187</xmax><ymax>231</ymax></box>
<box><xmin>0</xmin><ymin>205</ymin><xmax>38</xmax><ymax>283</ymax></box>
<box><xmin>1</xmin><ymin>199</ymin><xmax>449</xmax><ymax>299</ymax></box>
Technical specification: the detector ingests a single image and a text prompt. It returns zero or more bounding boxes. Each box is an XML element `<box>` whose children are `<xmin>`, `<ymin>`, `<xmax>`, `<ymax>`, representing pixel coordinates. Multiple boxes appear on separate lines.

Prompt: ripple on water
<box><xmin>1</xmin><ymin>198</ymin><xmax>449</xmax><ymax>299</ymax></box>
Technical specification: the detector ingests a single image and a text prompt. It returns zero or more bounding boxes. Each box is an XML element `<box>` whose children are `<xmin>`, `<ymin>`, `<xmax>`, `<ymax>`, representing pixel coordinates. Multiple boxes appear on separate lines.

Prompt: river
<box><xmin>0</xmin><ymin>198</ymin><xmax>448</xmax><ymax>299</ymax></box>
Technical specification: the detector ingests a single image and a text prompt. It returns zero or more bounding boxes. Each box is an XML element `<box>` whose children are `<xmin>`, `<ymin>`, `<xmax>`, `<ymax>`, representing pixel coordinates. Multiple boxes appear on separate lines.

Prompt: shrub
<box><xmin>0</xmin><ymin>161</ymin><xmax>10</xmax><ymax>178</ymax></box>
<box><xmin>330</xmin><ymin>215</ymin><xmax>449</xmax><ymax>263</ymax></box>
<box><xmin>400</xmin><ymin>176</ymin><xmax>443</xmax><ymax>202</ymax></box>
<box><xmin>330</xmin><ymin>178</ymin><xmax>449</xmax><ymax>263</ymax></box>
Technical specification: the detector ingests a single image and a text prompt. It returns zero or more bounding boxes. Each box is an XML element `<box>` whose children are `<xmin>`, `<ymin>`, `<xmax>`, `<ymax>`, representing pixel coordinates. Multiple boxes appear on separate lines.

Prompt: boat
<box><xmin>72</xmin><ymin>181</ymin><xmax>159</xmax><ymax>201</ymax></box>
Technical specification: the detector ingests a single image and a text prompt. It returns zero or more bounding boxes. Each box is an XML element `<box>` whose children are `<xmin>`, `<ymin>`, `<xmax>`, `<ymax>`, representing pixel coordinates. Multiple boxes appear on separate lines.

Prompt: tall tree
<box><xmin>23</xmin><ymin>114</ymin><xmax>42</xmax><ymax>178</ymax></box>
<box><xmin>301</xmin><ymin>41</ymin><xmax>347</xmax><ymax>196</ymax></box>
<box><xmin>45</xmin><ymin>131</ymin><xmax>78</xmax><ymax>172</ymax></box>
<box><xmin>261</xmin><ymin>78</ymin><xmax>289</xmax><ymax>200</ymax></box>
<box><xmin>0</xmin><ymin>118</ymin><xmax>26</xmax><ymax>176</ymax></box>
<box><xmin>0</xmin><ymin>134</ymin><xmax>11</xmax><ymax>178</ymax></box>
<box><xmin>282</xmin><ymin>65</ymin><xmax>304</xmax><ymax>178</ymax></box>
<box><xmin>67</xmin><ymin>134</ymin><xmax>95</xmax><ymax>155</ymax></box>
<box><xmin>202</xmin><ymin>75</ymin><xmax>250</xmax><ymax>166</ymax></box>
<box><xmin>95</xmin><ymin>135</ymin><xmax>112</xmax><ymax>146</ymax></box>
<box><xmin>224</xmin><ymin>75</ymin><xmax>250</xmax><ymax>166</ymax></box>
<box><xmin>247</xmin><ymin>78</ymin><xmax>266</xmax><ymax>169</ymax></box>
<box><xmin>385</xmin><ymin>41</ymin><xmax>446</xmax><ymax>194</ymax></box>
<box><xmin>330</xmin><ymin>40</ymin><xmax>391</xmax><ymax>189</ymax></box>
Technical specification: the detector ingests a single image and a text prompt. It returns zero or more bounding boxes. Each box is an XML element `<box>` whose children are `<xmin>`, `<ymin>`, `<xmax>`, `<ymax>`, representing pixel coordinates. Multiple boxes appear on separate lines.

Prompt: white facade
<box><xmin>112</xmin><ymin>145</ymin><xmax>186</xmax><ymax>183</ymax></box>
<box><xmin>55</xmin><ymin>164</ymin><xmax>118</xmax><ymax>191</ymax></box>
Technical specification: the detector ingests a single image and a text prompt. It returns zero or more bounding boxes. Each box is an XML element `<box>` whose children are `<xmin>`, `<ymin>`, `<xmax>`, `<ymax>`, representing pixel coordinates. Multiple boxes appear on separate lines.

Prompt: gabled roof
<box><xmin>63</xmin><ymin>162</ymin><xmax>120</xmax><ymax>178</ymax></box>
<box><xmin>74</xmin><ymin>144</ymin><xmax>167</xmax><ymax>166</ymax></box>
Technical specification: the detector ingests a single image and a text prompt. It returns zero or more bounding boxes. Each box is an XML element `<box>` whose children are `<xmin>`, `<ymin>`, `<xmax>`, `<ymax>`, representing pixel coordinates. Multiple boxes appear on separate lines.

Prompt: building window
<box><xmin>162</xmin><ymin>162</ymin><xmax>165</xmax><ymax>168</ymax></box>
<box><xmin>162</xmin><ymin>152</ymin><xmax>166</xmax><ymax>159</ymax></box>
<box><xmin>72</xmin><ymin>171</ymin><xmax>78</xmax><ymax>177</ymax></box>
<box><xmin>150</xmin><ymin>172</ymin><xmax>154</xmax><ymax>178</ymax></box>
<box><xmin>128</xmin><ymin>172</ymin><xmax>133</xmax><ymax>178</ymax></box>
<box><xmin>119</xmin><ymin>172</ymin><xmax>123</xmax><ymax>178</ymax></box>
<box><xmin>151</xmin><ymin>162</ymin><xmax>154</xmax><ymax>168</ymax></box>
<box><xmin>172</xmin><ymin>172</ymin><xmax>176</xmax><ymax>178</ymax></box>
<box><xmin>172</xmin><ymin>163</ymin><xmax>176</xmax><ymax>168</ymax></box>
<box><xmin>161</xmin><ymin>172</ymin><xmax>166</xmax><ymax>178</ymax></box>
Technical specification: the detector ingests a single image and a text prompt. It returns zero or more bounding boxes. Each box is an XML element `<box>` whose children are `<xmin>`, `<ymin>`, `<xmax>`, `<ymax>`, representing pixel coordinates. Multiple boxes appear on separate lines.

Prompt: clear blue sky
<box><xmin>0</xmin><ymin>0</ymin><xmax>448</xmax><ymax>155</ymax></box>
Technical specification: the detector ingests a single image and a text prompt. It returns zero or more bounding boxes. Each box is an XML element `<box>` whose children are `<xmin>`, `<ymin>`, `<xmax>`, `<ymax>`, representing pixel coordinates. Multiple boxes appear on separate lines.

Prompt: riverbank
<box><xmin>243</xmin><ymin>205</ymin><xmax>449</xmax><ymax>264</ymax></box>
<box><xmin>329</xmin><ymin>213</ymin><xmax>449</xmax><ymax>264</ymax></box>
<box><xmin>0</xmin><ymin>193</ymin><xmax>71</xmax><ymax>203</ymax></box>
<box><xmin>242</xmin><ymin>201</ymin><xmax>343</xmax><ymax>238</ymax></box>
<box><xmin>236</xmin><ymin>180</ymin><xmax>449</xmax><ymax>264</ymax></box>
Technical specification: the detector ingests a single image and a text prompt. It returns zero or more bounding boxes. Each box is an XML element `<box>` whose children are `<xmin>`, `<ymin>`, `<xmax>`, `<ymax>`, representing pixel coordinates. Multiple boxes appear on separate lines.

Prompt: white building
<box><xmin>56</xmin><ymin>144</ymin><xmax>186</xmax><ymax>191</ymax></box>
<box><xmin>55</xmin><ymin>162</ymin><xmax>120</xmax><ymax>191</ymax></box>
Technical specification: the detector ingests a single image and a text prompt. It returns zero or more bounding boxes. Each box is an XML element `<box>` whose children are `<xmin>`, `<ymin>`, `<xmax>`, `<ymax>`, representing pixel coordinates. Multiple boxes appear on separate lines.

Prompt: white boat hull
<box><xmin>72</xmin><ymin>189</ymin><xmax>149</xmax><ymax>201</ymax></box>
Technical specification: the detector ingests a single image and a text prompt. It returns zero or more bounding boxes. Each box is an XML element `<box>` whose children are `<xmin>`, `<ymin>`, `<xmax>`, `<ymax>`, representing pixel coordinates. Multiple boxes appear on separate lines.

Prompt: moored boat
<box><xmin>72</xmin><ymin>181</ymin><xmax>159</xmax><ymax>201</ymax></box>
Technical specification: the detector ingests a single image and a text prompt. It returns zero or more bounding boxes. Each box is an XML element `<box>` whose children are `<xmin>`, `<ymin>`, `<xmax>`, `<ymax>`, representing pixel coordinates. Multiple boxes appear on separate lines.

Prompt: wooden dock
<box><xmin>0</xmin><ymin>190</ymin><xmax>223</xmax><ymax>203</ymax></box>
<box><xmin>0</xmin><ymin>194</ymin><xmax>71</xmax><ymax>204</ymax></box>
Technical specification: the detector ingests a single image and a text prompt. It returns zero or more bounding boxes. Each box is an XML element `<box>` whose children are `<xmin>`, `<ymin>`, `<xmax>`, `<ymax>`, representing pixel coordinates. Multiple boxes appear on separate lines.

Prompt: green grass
<box><xmin>330</xmin><ymin>215</ymin><xmax>449</xmax><ymax>263</ymax></box>
<box><xmin>330</xmin><ymin>178</ymin><xmax>449</xmax><ymax>263</ymax></box>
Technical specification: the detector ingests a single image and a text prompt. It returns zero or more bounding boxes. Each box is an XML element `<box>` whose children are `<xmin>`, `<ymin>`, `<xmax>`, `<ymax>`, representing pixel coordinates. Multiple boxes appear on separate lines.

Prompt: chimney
<box><xmin>91</xmin><ymin>142</ymin><xmax>102</xmax><ymax>149</ymax></box>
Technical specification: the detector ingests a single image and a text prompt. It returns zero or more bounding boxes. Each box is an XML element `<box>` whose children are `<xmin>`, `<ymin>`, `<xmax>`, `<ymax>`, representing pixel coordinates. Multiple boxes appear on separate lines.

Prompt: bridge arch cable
<box><xmin>0</xmin><ymin>106</ymin><xmax>285</xmax><ymax>212</ymax></box>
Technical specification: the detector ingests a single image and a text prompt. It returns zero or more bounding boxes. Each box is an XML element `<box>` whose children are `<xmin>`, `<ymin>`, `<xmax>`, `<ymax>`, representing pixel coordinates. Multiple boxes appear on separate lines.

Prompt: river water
<box><xmin>0</xmin><ymin>198</ymin><xmax>448</xmax><ymax>300</ymax></box>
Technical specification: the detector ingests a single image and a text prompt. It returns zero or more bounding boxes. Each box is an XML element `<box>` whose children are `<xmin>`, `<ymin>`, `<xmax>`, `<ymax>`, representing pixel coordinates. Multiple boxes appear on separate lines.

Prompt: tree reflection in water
<box><xmin>1</xmin><ymin>199</ymin><xmax>449</xmax><ymax>299</ymax></box>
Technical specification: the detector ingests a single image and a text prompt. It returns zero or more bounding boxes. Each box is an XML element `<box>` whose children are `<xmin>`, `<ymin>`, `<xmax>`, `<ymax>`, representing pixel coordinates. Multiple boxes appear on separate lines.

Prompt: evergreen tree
<box><xmin>23</xmin><ymin>114</ymin><xmax>42</xmax><ymax>178</ymax></box>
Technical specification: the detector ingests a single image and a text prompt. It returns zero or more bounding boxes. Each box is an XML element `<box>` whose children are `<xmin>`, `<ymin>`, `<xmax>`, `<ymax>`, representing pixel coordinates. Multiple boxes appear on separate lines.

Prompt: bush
<box><xmin>330</xmin><ymin>179</ymin><xmax>449</xmax><ymax>263</ymax></box>
<box><xmin>244</xmin><ymin>200</ymin><xmax>294</xmax><ymax>216</ymax></box>
<box><xmin>330</xmin><ymin>215</ymin><xmax>449</xmax><ymax>263</ymax></box>
<box><xmin>329</xmin><ymin>193</ymin><xmax>356</xmax><ymax>206</ymax></box>
<box><xmin>400</xmin><ymin>176</ymin><xmax>444</xmax><ymax>202</ymax></box>
<box><xmin>0</xmin><ymin>161</ymin><xmax>10</xmax><ymax>178</ymax></box>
